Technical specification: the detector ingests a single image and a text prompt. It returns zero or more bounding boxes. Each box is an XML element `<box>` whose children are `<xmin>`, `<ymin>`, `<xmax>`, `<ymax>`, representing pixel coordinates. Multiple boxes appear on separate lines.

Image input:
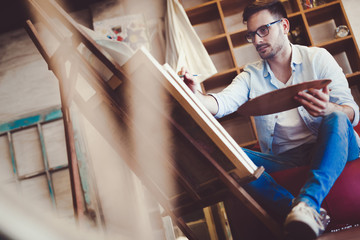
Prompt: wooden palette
<box><xmin>237</xmin><ymin>79</ymin><xmax>332</xmax><ymax>116</ymax></box>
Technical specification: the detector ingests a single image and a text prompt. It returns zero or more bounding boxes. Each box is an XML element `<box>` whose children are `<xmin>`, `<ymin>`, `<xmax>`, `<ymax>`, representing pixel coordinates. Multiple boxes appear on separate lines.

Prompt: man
<box><xmin>180</xmin><ymin>0</ymin><xmax>360</xmax><ymax>239</ymax></box>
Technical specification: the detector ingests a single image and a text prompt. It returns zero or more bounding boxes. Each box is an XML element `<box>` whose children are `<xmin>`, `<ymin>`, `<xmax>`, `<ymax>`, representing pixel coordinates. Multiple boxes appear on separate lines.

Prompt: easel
<box><xmin>24</xmin><ymin>0</ymin><xmax>282</xmax><ymax>239</ymax></box>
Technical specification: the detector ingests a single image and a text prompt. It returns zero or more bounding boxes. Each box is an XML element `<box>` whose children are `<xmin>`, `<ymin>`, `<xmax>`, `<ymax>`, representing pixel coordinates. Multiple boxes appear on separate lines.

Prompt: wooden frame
<box><xmin>24</xmin><ymin>0</ymin><xmax>282</xmax><ymax>238</ymax></box>
<box><xmin>0</xmin><ymin>109</ymin><xmax>69</xmax><ymax>210</ymax></box>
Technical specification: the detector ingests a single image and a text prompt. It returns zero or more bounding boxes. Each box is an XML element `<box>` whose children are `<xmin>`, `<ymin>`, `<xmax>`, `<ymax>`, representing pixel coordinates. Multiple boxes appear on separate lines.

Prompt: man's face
<box><xmin>246</xmin><ymin>10</ymin><xmax>286</xmax><ymax>59</ymax></box>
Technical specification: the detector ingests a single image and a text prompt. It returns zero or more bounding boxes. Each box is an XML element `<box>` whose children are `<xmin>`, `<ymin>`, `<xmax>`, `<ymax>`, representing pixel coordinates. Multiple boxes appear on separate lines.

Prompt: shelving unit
<box><xmin>181</xmin><ymin>0</ymin><xmax>360</xmax><ymax>147</ymax></box>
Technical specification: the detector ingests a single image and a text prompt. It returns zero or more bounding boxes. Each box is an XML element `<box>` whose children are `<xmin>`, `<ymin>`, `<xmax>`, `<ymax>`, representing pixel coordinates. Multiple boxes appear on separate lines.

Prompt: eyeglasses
<box><xmin>245</xmin><ymin>19</ymin><xmax>283</xmax><ymax>43</ymax></box>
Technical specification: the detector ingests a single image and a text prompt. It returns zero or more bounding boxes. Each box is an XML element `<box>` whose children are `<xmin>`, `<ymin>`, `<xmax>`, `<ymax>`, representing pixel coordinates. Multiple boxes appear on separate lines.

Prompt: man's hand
<box><xmin>179</xmin><ymin>67</ymin><xmax>199</xmax><ymax>94</ymax></box>
<box><xmin>295</xmin><ymin>86</ymin><xmax>354</xmax><ymax>122</ymax></box>
<box><xmin>294</xmin><ymin>86</ymin><xmax>332</xmax><ymax>117</ymax></box>
<box><xmin>178</xmin><ymin>67</ymin><xmax>219</xmax><ymax>115</ymax></box>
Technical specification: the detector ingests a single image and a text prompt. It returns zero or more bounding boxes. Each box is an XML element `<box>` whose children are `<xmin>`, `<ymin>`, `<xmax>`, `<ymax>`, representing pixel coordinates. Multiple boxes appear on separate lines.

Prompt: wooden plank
<box><xmin>203</xmin><ymin>206</ymin><xmax>219</xmax><ymax>240</ymax></box>
<box><xmin>24</xmin><ymin>20</ymin><xmax>87</xmax><ymax>220</ymax></box>
<box><xmin>7</xmin><ymin>133</ymin><xmax>18</xmax><ymax>182</ymax></box>
<box><xmin>62</xmin><ymin>107</ymin><xmax>87</xmax><ymax>220</ymax></box>
<box><xmin>37</xmin><ymin>123</ymin><xmax>56</xmax><ymax>208</ymax></box>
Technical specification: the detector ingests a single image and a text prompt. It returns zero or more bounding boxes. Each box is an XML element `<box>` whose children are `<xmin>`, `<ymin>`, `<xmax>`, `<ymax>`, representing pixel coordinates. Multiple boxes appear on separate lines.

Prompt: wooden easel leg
<box><xmin>173</xmin><ymin>217</ymin><xmax>200</xmax><ymax>240</ymax></box>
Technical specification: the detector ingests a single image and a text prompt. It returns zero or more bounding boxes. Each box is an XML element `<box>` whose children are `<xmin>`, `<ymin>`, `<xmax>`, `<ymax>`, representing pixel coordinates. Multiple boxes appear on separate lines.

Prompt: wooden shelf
<box><xmin>182</xmin><ymin>0</ymin><xmax>360</xmax><ymax>147</ymax></box>
<box><xmin>187</xmin><ymin>2</ymin><xmax>225</xmax><ymax>41</ymax></box>
<box><xmin>281</xmin><ymin>0</ymin><xmax>300</xmax><ymax>14</ymax></box>
<box><xmin>203</xmin><ymin>36</ymin><xmax>236</xmax><ymax>73</ymax></box>
<box><xmin>187</xmin><ymin>2</ymin><xmax>219</xmax><ymax>25</ymax></box>
<box><xmin>323</xmin><ymin>37</ymin><xmax>360</xmax><ymax>73</ymax></box>
<box><xmin>220</xmin><ymin>0</ymin><xmax>248</xmax><ymax>33</ymax></box>
<box><xmin>347</xmin><ymin>71</ymin><xmax>360</xmax><ymax>86</ymax></box>
<box><xmin>317</xmin><ymin>35</ymin><xmax>352</xmax><ymax>49</ymax></box>
<box><xmin>288</xmin><ymin>13</ymin><xmax>311</xmax><ymax>45</ymax></box>
<box><xmin>203</xmin><ymin>68</ymin><xmax>238</xmax><ymax>93</ymax></box>
<box><xmin>301</xmin><ymin>0</ymin><xmax>338</xmax><ymax>13</ymax></box>
<box><xmin>203</xmin><ymin>34</ymin><xmax>228</xmax><ymax>53</ymax></box>
<box><xmin>230</xmin><ymin>30</ymin><xmax>248</xmax><ymax>47</ymax></box>
<box><xmin>181</xmin><ymin>0</ymin><xmax>216</xmax><ymax>10</ymax></box>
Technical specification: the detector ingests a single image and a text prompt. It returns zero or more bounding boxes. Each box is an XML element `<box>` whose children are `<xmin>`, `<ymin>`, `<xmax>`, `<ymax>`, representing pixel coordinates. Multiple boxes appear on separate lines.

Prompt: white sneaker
<box><xmin>284</xmin><ymin>202</ymin><xmax>330</xmax><ymax>240</ymax></box>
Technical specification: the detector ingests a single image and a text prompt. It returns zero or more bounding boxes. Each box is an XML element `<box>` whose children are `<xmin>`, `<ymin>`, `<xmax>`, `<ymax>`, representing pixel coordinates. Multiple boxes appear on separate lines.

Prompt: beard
<box><xmin>256</xmin><ymin>43</ymin><xmax>275</xmax><ymax>59</ymax></box>
<box><xmin>256</xmin><ymin>40</ymin><xmax>285</xmax><ymax>60</ymax></box>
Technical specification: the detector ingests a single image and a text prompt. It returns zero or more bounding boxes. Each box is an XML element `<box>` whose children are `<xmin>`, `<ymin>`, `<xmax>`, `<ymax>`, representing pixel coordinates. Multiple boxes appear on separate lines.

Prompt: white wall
<box><xmin>0</xmin><ymin>29</ymin><xmax>62</xmax><ymax>123</ymax></box>
<box><xmin>343</xmin><ymin>0</ymin><xmax>360</xmax><ymax>49</ymax></box>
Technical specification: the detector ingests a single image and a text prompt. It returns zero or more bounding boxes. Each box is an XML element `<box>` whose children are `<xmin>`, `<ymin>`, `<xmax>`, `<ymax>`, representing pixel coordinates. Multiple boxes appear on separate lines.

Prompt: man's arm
<box><xmin>179</xmin><ymin>67</ymin><xmax>219</xmax><ymax>115</ymax></box>
<box><xmin>296</xmin><ymin>48</ymin><xmax>359</xmax><ymax>124</ymax></box>
<box><xmin>295</xmin><ymin>85</ymin><xmax>355</xmax><ymax>122</ymax></box>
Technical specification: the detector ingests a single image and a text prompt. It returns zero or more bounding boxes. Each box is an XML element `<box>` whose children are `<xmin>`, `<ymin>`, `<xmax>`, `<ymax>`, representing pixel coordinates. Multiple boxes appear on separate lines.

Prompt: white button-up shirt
<box><xmin>211</xmin><ymin>44</ymin><xmax>359</xmax><ymax>154</ymax></box>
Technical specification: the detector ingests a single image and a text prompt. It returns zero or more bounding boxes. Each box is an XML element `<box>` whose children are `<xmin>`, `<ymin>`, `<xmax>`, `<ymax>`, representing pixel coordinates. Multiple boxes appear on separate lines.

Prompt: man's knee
<box><xmin>323</xmin><ymin>111</ymin><xmax>350</xmax><ymax>129</ymax></box>
<box><xmin>324</xmin><ymin>111</ymin><xmax>347</xmax><ymax>122</ymax></box>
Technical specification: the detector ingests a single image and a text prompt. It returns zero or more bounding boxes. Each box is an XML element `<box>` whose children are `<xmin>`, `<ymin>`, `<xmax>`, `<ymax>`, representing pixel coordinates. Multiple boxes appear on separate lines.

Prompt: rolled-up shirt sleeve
<box><xmin>209</xmin><ymin>73</ymin><xmax>251</xmax><ymax>119</ymax></box>
<box><xmin>317</xmin><ymin>48</ymin><xmax>359</xmax><ymax>126</ymax></box>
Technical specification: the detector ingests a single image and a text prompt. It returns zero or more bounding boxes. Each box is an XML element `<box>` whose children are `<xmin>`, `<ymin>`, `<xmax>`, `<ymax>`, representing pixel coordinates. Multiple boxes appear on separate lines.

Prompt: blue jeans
<box><xmin>242</xmin><ymin>112</ymin><xmax>359</xmax><ymax>222</ymax></box>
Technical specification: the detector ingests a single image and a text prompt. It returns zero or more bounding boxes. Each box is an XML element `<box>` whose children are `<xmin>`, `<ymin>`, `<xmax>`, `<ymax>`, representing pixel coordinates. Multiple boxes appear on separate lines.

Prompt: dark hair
<box><xmin>243</xmin><ymin>0</ymin><xmax>287</xmax><ymax>23</ymax></box>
